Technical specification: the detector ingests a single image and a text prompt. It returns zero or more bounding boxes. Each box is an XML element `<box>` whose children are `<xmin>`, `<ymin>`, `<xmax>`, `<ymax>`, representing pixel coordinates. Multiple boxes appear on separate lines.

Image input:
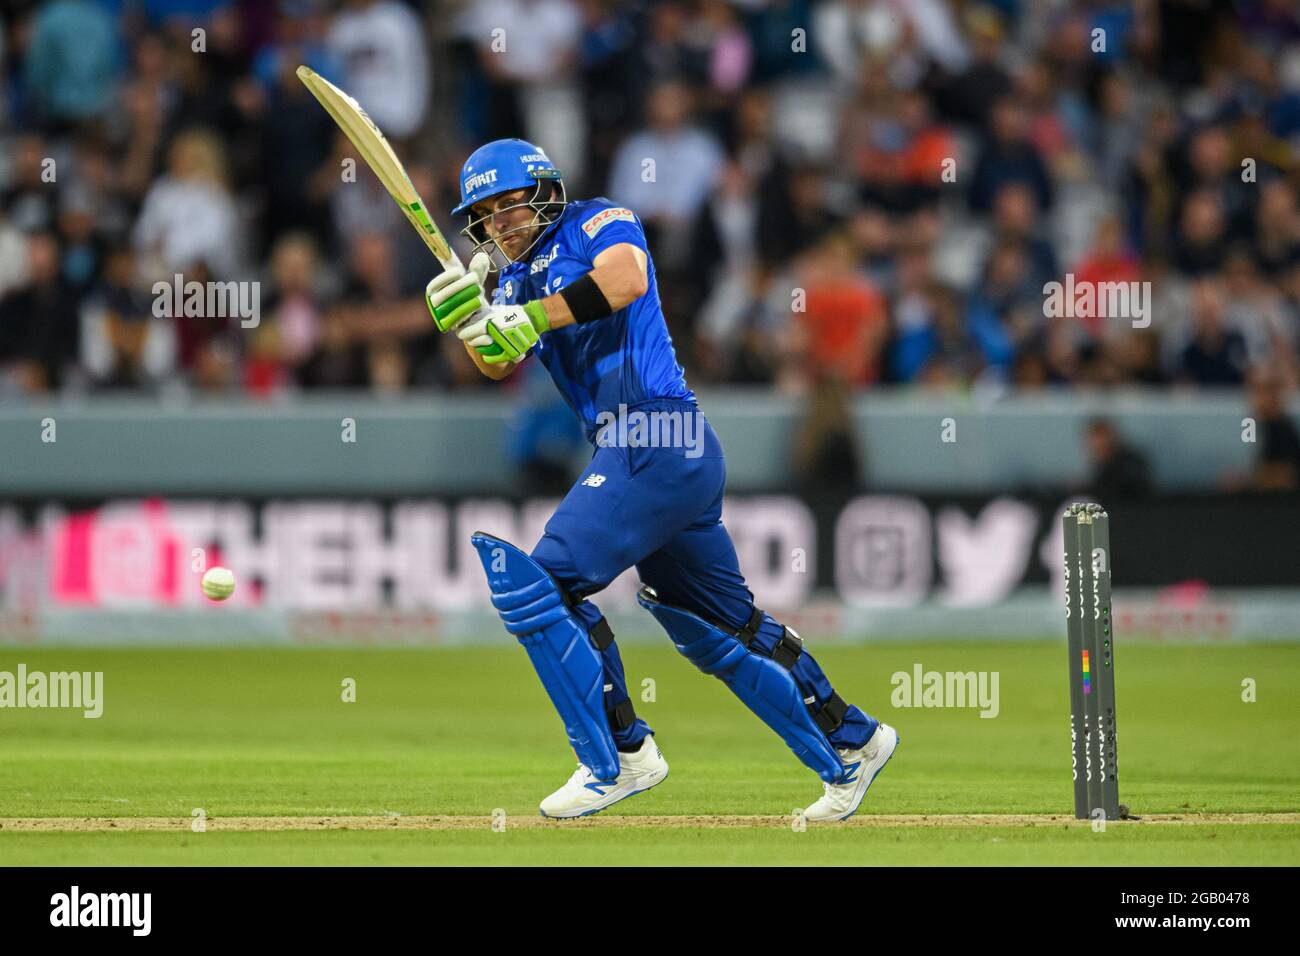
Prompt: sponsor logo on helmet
<box><xmin>582</xmin><ymin>206</ymin><xmax>636</xmax><ymax>237</ymax></box>
<box><xmin>519</xmin><ymin>153</ymin><xmax>548</xmax><ymax>163</ymax></box>
<box><xmin>464</xmin><ymin>169</ymin><xmax>499</xmax><ymax>193</ymax></box>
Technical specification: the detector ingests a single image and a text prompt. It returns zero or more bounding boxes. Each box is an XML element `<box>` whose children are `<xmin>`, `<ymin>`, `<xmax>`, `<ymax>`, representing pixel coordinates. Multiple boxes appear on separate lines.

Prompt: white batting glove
<box><xmin>425</xmin><ymin>251</ymin><xmax>490</xmax><ymax>333</ymax></box>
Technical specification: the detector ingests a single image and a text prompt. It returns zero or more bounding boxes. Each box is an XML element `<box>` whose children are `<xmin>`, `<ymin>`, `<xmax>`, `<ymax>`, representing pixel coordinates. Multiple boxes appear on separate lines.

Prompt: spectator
<box><xmin>1248</xmin><ymin>373</ymin><xmax>1300</xmax><ymax>491</ymax></box>
<box><xmin>934</xmin><ymin>5</ymin><xmax>1013</xmax><ymax>127</ymax></box>
<box><xmin>1016</xmin><ymin>56</ymin><xmax>1084</xmax><ymax>179</ymax></box>
<box><xmin>757</xmin><ymin>163</ymin><xmax>838</xmax><ymax>271</ymax></box>
<box><xmin>965</xmin><ymin>240</ymin><xmax>1036</xmax><ymax>377</ymax></box>
<box><xmin>0</xmin><ymin>210</ymin><xmax>30</xmax><ymax>300</ymax></box>
<box><xmin>328</xmin><ymin>0</ymin><xmax>429</xmax><ymax>139</ymax></box>
<box><xmin>58</xmin><ymin>185</ymin><xmax>108</xmax><ymax>297</ymax></box>
<box><xmin>23</xmin><ymin>0</ymin><xmax>122</xmax><ymax>129</ymax></box>
<box><xmin>815</xmin><ymin>0</ymin><xmax>968</xmax><ymax>91</ymax></box>
<box><xmin>747</xmin><ymin>0</ymin><xmax>821</xmax><ymax>83</ymax></box>
<box><xmin>784</xmin><ymin>232</ymin><xmax>888</xmax><ymax>390</ymax></box>
<box><xmin>82</xmin><ymin>247</ymin><xmax>172</xmax><ymax>391</ymax></box>
<box><xmin>297</xmin><ymin>311</ymin><xmax>367</xmax><ymax>389</ymax></box>
<box><xmin>265</xmin><ymin>233</ymin><xmax>327</xmax><ymax>373</ymax></box>
<box><xmin>1178</xmin><ymin>280</ymin><xmax>1249</xmax><ymax>386</ymax></box>
<box><xmin>1072</xmin><ymin>213</ymin><xmax>1139</xmax><ymax>340</ymax></box>
<box><xmin>793</xmin><ymin>375</ymin><xmax>863</xmax><ymax>501</ymax></box>
<box><xmin>1177</xmin><ymin>124</ymin><xmax>1254</xmax><ymax>243</ymax></box>
<box><xmin>323</xmin><ymin>128</ymin><xmax>405</xmax><ymax>252</ymax></box>
<box><xmin>328</xmin><ymin>232</ymin><xmax>429</xmax><ymax>392</ymax></box>
<box><xmin>968</xmin><ymin>96</ymin><xmax>1053</xmax><ymax>214</ymax></box>
<box><xmin>132</xmin><ymin>128</ymin><xmax>241</xmax><ymax>280</ymax></box>
<box><xmin>1092</xmin><ymin>69</ymin><xmax>1145</xmax><ymax>191</ymax></box>
<box><xmin>888</xmin><ymin>243</ymin><xmax>949</xmax><ymax>383</ymax></box>
<box><xmin>1252</xmin><ymin>178</ymin><xmax>1300</xmax><ymax>278</ymax></box>
<box><xmin>576</xmin><ymin>0</ymin><xmax>639</xmax><ymax>191</ymax></box>
<box><xmin>112</xmin><ymin>31</ymin><xmax>176</xmax><ymax>199</ymax></box>
<box><xmin>689</xmin><ymin>160</ymin><xmax>758</xmax><ymax>376</ymax></box>
<box><xmin>607</xmin><ymin>81</ymin><xmax>725</xmax><ymax>250</ymax></box>
<box><xmin>842</xmin><ymin>78</ymin><xmax>953</xmax><ymax>215</ymax></box>
<box><xmin>168</xmin><ymin>259</ymin><xmax>238</xmax><ymax>392</ymax></box>
<box><xmin>458</xmin><ymin>0</ymin><xmax>581</xmax><ymax>170</ymax></box>
<box><xmin>2</xmin><ymin>134</ymin><xmax>60</xmax><ymax>233</ymax></box>
<box><xmin>698</xmin><ymin>0</ymin><xmax>752</xmax><ymax>98</ymax></box>
<box><xmin>1222</xmin><ymin>245</ymin><xmax>1294</xmax><ymax>370</ymax></box>
<box><xmin>992</xmin><ymin>182</ymin><xmax>1058</xmax><ymax>293</ymax></box>
<box><xmin>1171</xmin><ymin>189</ymin><xmax>1228</xmax><ymax>277</ymax></box>
<box><xmin>1084</xmin><ymin>418</ymin><xmax>1154</xmax><ymax>501</ymax></box>
<box><xmin>0</xmin><ymin>231</ymin><xmax>81</xmax><ymax>392</ymax></box>
<box><xmin>1122</xmin><ymin>98</ymin><xmax>1181</xmax><ymax>260</ymax></box>
<box><xmin>257</xmin><ymin>34</ymin><xmax>339</xmax><ymax>254</ymax></box>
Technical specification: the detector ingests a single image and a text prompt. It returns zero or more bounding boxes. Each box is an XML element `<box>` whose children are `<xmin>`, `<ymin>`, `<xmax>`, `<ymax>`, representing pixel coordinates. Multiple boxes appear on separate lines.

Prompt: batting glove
<box><xmin>457</xmin><ymin>300</ymin><xmax>550</xmax><ymax>364</ymax></box>
<box><xmin>425</xmin><ymin>251</ymin><xmax>491</xmax><ymax>333</ymax></box>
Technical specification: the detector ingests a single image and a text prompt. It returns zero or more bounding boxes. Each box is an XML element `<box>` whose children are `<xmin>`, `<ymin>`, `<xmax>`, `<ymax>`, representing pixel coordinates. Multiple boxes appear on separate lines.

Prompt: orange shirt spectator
<box><xmin>1073</xmin><ymin>216</ymin><xmax>1141</xmax><ymax>337</ymax></box>
<box><xmin>795</xmin><ymin>235</ymin><xmax>888</xmax><ymax>387</ymax></box>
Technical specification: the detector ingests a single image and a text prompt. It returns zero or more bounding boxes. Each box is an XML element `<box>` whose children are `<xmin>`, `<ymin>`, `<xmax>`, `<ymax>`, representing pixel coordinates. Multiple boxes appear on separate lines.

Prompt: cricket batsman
<box><xmin>424</xmin><ymin>139</ymin><xmax>898</xmax><ymax>820</ymax></box>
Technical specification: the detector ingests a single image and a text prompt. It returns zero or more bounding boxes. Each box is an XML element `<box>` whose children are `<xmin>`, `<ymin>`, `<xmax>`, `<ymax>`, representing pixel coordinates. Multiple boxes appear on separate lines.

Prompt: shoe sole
<box><xmin>538</xmin><ymin>767</ymin><xmax>669</xmax><ymax>819</ymax></box>
<box><xmin>833</xmin><ymin>725</ymin><xmax>900</xmax><ymax>821</ymax></box>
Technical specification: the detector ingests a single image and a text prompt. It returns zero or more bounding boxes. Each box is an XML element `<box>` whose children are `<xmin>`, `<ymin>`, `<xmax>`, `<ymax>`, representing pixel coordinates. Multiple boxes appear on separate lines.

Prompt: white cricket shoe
<box><xmin>802</xmin><ymin>722</ymin><xmax>899</xmax><ymax>823</ymax></box>
<box><xmin>538</xmin><ymin>736</ymin><xmax>669</xmax><ymax>819</ymax></box>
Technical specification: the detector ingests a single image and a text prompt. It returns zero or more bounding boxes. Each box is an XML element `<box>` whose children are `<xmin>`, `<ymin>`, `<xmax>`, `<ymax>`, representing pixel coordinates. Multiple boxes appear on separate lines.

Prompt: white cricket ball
<box><xmin>201</xmin><ymin>566</ymin><xmax>236</xmax><ymax>601</ymax></box>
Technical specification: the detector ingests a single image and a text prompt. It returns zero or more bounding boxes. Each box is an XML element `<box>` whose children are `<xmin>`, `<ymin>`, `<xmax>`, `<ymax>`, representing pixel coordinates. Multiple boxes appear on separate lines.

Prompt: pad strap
<box><xmin>729</xmin><ymin>604</ymin><xmax>831</xmax><ymax>731</ymax></box>
<box><xmin>636</xmin><ymin>585</ymin><xmax>845</xmax><ymax>783</ymax></box>
<box><xmin>812</xmin><ymin>692</ymin><xmax>848</xmax><ymax>735</ymax></box>
<box><xmin>608</xmin><ymin>698</ymin><xmax>637</xmax><ymax>731</ymax></box>
<box><xmin>733</xmin><ymin>606</ymin><xmax>803</xmax><ymax>670</ymax></box>
<box><xmin>590</xmin><ymin>617</ymin><xmax>635</xmax><ymax>728</ymax></box>
<box><xmin>588</xmin><ymin>616</ymin><xmax>615</xmax><ymax>651</ymax></box>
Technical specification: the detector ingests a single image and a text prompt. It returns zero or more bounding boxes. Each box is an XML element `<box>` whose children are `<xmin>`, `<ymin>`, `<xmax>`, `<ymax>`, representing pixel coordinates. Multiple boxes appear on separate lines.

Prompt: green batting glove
<box><xmin>425</xmin><ymin>253</ymin><xmax>491</xmax><ymax>333</ymax></box>
<box><xmin>459</xmin><ymin>300</ymin><xmax>550</xmax><ymax>364</ymax></box>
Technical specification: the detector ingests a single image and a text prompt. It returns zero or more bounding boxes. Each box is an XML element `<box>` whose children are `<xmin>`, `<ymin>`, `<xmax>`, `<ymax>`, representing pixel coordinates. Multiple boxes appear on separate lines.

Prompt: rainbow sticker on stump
<box><xmin>1082</xmin><ymin>649</ymin><xmax>1092</xmax><ymax>694</ymax></box>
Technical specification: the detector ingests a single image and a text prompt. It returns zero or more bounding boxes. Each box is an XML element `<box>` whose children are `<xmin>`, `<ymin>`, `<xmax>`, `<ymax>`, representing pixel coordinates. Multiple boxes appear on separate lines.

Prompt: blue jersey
<box><xmin>492</xmin><ymin>198</ymin><xmax>695</xmax><ymax>442</ymax></box>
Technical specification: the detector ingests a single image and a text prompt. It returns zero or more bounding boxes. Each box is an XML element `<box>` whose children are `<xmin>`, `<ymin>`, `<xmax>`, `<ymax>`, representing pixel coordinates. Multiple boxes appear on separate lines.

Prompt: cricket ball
<box><xmin>201</xmin><ymin>567</ymin><xmax>236</xmax><ymax>601</ymax></box>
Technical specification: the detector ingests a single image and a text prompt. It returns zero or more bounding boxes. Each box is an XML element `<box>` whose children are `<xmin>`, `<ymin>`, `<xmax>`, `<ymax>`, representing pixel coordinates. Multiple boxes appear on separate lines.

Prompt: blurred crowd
<box><xmin>3</xmin><ymin>0</ymin><xmax>1300</xmax><ymax>401</ymax></box>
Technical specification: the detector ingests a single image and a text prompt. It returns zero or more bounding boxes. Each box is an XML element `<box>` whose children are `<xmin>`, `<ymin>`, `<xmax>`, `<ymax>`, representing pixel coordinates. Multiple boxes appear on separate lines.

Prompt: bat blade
<box><xmin>296</xmin><ymin>65</ymin><xmax>460</xmax><ymax>270</ymax></box>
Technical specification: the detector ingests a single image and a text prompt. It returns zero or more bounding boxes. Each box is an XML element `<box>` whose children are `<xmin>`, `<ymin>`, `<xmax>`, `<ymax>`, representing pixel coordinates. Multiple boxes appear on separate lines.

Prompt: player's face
<box><xmin>472</xmin><ymin>188</ymin><xmax>538</xmax><ymax>260</ymax></box>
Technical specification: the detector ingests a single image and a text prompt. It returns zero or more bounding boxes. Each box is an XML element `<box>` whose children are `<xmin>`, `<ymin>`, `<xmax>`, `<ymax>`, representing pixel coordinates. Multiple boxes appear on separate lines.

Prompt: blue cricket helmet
<box><xmin>451</xmin><ymin>138</ymin><xmax>562</xmax><ymax>216</ymax></box>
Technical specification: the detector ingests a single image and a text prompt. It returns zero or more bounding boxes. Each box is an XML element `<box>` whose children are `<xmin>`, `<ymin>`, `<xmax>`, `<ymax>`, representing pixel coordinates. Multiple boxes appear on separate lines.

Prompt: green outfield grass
<box><xmin>1</xmin><ymin>642</ymin><xmax>1298</xmax><ymax>865</ymax></box>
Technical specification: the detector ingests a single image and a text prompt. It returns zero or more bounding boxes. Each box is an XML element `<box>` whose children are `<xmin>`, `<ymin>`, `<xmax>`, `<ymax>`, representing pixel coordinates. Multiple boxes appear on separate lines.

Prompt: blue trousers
<box><xmin>530</xmin><ymin>401</ymin><xmax>877</xmax><ymax>753</ymax></box>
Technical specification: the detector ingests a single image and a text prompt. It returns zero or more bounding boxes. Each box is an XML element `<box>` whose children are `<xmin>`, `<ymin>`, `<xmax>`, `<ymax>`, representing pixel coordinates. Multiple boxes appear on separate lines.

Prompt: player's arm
<box><xmin>532</xmin><ymin>243</ymin><xmax>649</xmax><ymax>330</ymax></box>
<box><xmin>454</xmin><ymin>243</ymin><xmax>649</xmax><ymax>364</ymax></box>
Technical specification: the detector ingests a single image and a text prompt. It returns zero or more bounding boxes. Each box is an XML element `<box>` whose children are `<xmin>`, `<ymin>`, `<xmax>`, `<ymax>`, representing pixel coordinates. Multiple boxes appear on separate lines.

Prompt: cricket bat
<box><xmin>296</xmin><ymin>65</ymin><xmax>462</xmax><ymax>273</ymax></box>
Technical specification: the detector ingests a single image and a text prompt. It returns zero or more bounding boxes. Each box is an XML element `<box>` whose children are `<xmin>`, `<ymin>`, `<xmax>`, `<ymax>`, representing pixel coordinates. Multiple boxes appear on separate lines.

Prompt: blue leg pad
<box><xmin>472</xmin><ymin>532</ymin><xmax>620</xmax><ymax>781</ymax></box>
<box><xmin>637</xmin><ymin>586</ymin><xmax>845</xmax><ymax>783</ymax></box>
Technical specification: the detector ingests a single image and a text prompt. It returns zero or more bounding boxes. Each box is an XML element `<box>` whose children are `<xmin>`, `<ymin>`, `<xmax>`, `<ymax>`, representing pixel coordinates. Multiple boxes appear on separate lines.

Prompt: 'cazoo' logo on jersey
<box><xmin>581</xmin><ymin>207</ymin><xmax>636</xmax><ymax>238</ymax></box>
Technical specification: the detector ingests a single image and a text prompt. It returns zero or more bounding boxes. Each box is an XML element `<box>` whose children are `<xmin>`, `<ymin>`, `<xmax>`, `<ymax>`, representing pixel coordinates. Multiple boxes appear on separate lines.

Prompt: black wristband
<box><xmin>560</xmin><ymin>273</ymin><xmax>614</xmax><ymax>324</ymax></box>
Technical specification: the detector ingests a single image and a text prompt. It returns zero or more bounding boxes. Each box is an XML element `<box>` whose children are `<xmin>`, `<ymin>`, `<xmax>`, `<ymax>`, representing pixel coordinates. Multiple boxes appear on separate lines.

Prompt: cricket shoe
<box><xmin>538</xmin><ymin>736</ymin><xmax>668</xmax><ymax>819</ymax></box>
<box><xmin>802</xmin><ymin>722</ymin><xmax>899</xmax><ymax>823</ymax></box>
